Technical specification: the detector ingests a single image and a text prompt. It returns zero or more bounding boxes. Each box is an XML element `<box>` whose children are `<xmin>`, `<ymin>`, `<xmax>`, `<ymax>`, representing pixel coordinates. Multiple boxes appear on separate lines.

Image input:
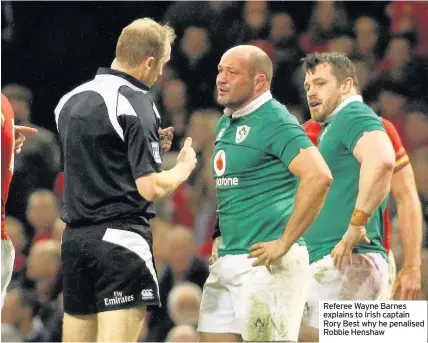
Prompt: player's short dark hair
<box><xmin>301</xmin><ymin>53</ymin><xmax>360</xmax><ymax>93</ymax></box>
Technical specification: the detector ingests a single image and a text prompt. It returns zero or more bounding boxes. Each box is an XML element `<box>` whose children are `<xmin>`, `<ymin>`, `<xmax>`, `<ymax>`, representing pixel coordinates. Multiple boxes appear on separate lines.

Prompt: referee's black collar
<box><xmin>96</xmin><ymin>68</ymin><xmax>150</xmax><ymax>91</ymax></box>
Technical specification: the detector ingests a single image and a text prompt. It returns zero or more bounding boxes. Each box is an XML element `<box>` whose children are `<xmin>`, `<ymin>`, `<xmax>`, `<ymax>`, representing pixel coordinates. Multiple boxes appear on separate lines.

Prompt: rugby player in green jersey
<box><xmin>197</xmin><ymin>45</ymin><xmax>332</xmax><ymax>342</ymax></box>
<box><xmin>299</xmin><ymin>53</ymin><xmax>396</xmax><ymax>342</ymax></box>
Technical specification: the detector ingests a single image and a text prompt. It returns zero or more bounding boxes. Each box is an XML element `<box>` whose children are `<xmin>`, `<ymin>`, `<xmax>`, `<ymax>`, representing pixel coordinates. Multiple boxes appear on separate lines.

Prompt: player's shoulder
<box><xmin>264</xmin><ymin>99</ymin><xmax>299</xmax><ymax>125</ymax></box>
<box><xmin>342</xmin><ymin>100</ymin><xmax>376</xmax><ymax>116</ymax></box>
<box><xmin>337</xmin><ymin>100</ymin><xmax>381</xmax><ymax>126</ymax></box>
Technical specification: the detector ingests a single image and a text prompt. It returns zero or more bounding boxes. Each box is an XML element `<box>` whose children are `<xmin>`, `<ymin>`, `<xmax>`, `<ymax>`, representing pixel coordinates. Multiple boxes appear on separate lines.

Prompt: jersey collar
<box><xmin>326</xmin><ymin>95</ymin><xmax>363</xmax><ymax>124</ymax></box>
<box><xmin>95</xmin><ymin>68</ymin><xmax>150</xmax><ymax>92</ymax></box>
<box><xmin>224</xmin><ymin>91</ymin><xmax>273</xmax><ymax>119</ymax></box>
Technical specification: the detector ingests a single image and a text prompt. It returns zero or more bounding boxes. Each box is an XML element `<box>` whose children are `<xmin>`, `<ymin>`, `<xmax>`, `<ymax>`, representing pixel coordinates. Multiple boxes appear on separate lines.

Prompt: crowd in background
<box><xmin>1</xmin><ymin>1</ymin><xmax>428</xmax><ymax>342</ymax></box>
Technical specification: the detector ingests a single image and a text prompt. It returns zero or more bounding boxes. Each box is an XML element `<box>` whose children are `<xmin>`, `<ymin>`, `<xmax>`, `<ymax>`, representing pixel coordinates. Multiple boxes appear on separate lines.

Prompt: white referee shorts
<box><xmin>1</xmin><ymin>239</ymin><xmax>15</xmax><ymax>308</ymax></box>
<box><xmin>198</xmin><ymin>243</ymin><xmax>310</xmax><ymax>342</ymax></box>
<box><xmin>302</xmin><ymin>252</ymin><xmax>389</xmax><ymax>329</ymax></box>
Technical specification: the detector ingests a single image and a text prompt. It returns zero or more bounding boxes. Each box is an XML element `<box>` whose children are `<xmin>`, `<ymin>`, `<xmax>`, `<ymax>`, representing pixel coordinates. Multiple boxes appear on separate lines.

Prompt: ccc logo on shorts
<box><xmin>141</xmin><ymin>289</ymin><xmax>154</xmax><ymax>300</ymax></box>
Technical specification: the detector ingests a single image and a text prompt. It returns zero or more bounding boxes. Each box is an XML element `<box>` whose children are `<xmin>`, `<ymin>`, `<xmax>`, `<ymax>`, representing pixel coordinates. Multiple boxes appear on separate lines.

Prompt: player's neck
<box><xmin>338</xmin><ymin>89</ymin><xmax>359</xmax><ymax>105</ymax></box>
<box><xmin>226</xmin><ymin>87</ymin><xmax>270</xmax><ymax>114</ymax></box>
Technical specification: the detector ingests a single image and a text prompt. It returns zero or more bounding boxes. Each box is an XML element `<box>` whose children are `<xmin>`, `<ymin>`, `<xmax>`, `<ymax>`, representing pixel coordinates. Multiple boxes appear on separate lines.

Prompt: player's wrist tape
<box><xmin>350</xmin><ymin>208</ymin><xmax>370</xmax><ymax>226</ymax></box>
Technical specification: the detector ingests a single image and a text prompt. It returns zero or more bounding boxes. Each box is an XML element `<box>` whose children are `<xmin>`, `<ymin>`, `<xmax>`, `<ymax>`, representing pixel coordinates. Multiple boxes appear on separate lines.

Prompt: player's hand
<box><xmin>331</xmin><ymin>224</ymin><xmax>370</xmax><ymax>269</ymax></box>
<box><xmin>176</xmin><ymin>137</ymin><xmax>197</xmax><ymax>178</ymax></box>
<box><xmin>159</xmin><ymin>127</ymin><xmax>174</xmax><ymax>153</ymax></box>
<box><xmin>14</xmin><ymin>125</ymin><xmax>38</xmax><ymax>154</ymax></box>
<box><xmin>209</xmin><ymin>237</ymin><xmax>221</xmax><ymax>266</ymax></box>
<box><xmin>248</xmin><ymin>239</ymin><xmax>289</xmax><ymax>272</ymax></box>
<box><xmin>392</xmin><ymin>266</ymin><xmax>421</xmax><ymax>300</ymax></box>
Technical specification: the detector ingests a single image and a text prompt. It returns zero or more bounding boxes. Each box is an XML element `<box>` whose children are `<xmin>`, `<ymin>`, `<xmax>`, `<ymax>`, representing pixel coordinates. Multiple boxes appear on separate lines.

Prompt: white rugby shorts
<box><xmin>302</xmin><ymin>252</ymin><xmax>389</xmax><ymax>329</ymax></box>
<box><xmin>198</xmin><ymin>243</ymin><xmax>310</xmax><ymax>341</ymax></box>
<box><xmin>1</xmin><ymin>239</ymin><xmax>15</xmax><ymax>308</ymax></box>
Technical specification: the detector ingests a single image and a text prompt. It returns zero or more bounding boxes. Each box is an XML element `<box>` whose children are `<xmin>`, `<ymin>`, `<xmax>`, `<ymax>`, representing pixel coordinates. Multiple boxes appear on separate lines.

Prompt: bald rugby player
<box><xmin>197</xmin><ymin>45</ymin><xmax>332</xmax><ymax>342</ymax></box>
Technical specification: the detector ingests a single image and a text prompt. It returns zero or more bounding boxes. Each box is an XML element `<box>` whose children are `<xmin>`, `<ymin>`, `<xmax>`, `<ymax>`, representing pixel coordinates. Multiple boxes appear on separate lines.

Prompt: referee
<box><xmin>54</xmin><ymin>18</ymin><xmax>197</xmax><ymax>342</ymax></box>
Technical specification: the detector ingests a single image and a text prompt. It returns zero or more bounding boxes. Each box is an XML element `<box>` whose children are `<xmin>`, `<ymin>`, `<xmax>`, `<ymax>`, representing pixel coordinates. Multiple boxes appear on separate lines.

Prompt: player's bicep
<box><xmin>288</xmin><ymin>146</ymin><xmax>331</xmax><ymax>180</ymax></box>
<box><xmin>352</xmin><ymin>130</ymin><xmax>395</xmax><ymax>166</ymax></box>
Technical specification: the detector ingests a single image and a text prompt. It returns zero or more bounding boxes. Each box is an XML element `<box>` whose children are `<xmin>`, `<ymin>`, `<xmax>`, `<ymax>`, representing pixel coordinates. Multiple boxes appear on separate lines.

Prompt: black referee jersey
<box><xmin>54</xmin><ymin>68</ymin><xmax>163</xmax><ymax>228</ymax></box>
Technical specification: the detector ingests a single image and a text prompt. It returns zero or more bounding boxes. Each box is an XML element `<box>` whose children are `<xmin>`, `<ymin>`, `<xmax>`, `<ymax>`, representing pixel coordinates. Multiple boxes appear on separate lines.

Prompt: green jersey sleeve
<box><xmin>268</xmin><ymin>116</ymin><xmax>313</xmax><ymax>167</ymax></box>
<box><xmin>340</xmin><ymin>110</ymin><xmax>385</xmax><ymax>153</ymax></box>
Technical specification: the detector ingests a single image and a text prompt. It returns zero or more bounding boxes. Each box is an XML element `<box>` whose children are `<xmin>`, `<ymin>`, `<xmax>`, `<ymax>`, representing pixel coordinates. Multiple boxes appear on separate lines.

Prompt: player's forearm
<box><xmin>396</xmin><ymin>195</ymin><xmax>423</xmax><ymax>266</ymax></box>
<box><xmin>280</xmin><ymin>172</ymin><xmax>331</xmax><ymax>251</ymax></box>
<box><xmin>355</xmin><ymin>155</ymin><xmax>394</xmax><ymax>215</ymax></box>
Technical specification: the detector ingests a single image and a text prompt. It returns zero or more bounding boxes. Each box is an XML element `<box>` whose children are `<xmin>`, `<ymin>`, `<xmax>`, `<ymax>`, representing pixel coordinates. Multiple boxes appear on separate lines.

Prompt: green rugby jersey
<box><xmin>214</xmin><ymin>92</ymin><xmax>313</xmax><ymax>256</ymax></box>
<box><xmin>302</xmin><ymin>95</ymin><xmax>388</xmax><ymax>264</ymax></box>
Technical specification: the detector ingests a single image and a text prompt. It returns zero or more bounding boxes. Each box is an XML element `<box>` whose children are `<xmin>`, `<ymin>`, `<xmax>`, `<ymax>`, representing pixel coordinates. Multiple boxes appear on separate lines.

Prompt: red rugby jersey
<box><xmin>1</xmin><ymin>94</ymin><xmax>15</xmax><ymax>240</ymax></box>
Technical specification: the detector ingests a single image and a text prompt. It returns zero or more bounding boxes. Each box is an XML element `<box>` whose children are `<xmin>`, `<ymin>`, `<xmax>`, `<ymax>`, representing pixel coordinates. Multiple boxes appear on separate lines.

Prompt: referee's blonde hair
<box><xmin>115</xmin><ymin>18</ymin><xmax>176</xmax><ymax>69</ymax></box>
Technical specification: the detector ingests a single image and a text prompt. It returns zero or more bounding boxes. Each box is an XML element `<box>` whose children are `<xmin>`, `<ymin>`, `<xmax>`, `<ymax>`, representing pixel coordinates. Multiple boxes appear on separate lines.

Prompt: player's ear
<box><xmin>254</xmin><ymin>74</ymin><xmax>266</xmax><ymax>92</ymax></box>
<box><xmin>341</xmin><ymin>77</ymin><xmax>353</xmax><ymax>95</ymax></box>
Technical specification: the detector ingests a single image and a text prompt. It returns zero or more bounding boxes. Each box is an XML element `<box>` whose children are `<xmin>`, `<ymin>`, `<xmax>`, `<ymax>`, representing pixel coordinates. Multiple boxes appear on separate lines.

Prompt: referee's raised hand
<box><xmin>176</xmin><ymin>137</ymin><xmax>197</xmax><ymax>178</ymax></box>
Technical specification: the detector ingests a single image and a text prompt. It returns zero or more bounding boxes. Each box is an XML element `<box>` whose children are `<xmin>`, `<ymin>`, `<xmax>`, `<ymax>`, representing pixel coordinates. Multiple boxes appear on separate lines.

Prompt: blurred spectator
<box><xmin>386</xmin><ymin>2</ymin><xmax>428</xmax><ymax>57</ymax></box>
<box><xmin>403</xmin><ymin>102</ymin><xmax>428</xmax><ymax>153</ymax></box>
<box><xmin>170</xmin><ymin>26</ymin><xmax>218</xmax><ymax>110</ymax></box>
<box><xmin>268</xmin><ymin>12</ymin><xmax>303</xmax><ymax>66</ymax></box>
<box><xmin>150</xmin><ymin>64</ymin><xmax>178</xmax><ymax>105</ymax></box>
<box><xmin>42</xmin><ymin>292</ymin><xmax>63</xmax><ymax>342</ymax></box>
<box><xmin>353</xmin><ymin>59</ymin><xmax>371</xmax><ymax>94</ymax></box>
<box><xmin>351</xmin><ymin>16</ymin><xmax>382</xmax><ymax>74</ymax></box>
<box><xmin>1</xmin><ymin>1</ymin><xmax>14</xmax><ymax>43</ymax></box>
<box><xmin>376</xmin><ymin>81</ymin><xmax>408</xmax><ymax>137</ymax></box>
<box><xmin>162</xmin><ymin>1</ymin><xmax>240</xmax><ymax>52</ymax></box>
<box><xmin>161</xmin><ymin>79</ymin><xmax>189</xmax><ymax>152</ymax></box>
<box><xmin>146</xmin><ymin>226</ymin><xmax>208</xmax><ymax>342</ymax></box>
<box><xmin>377</xmin><ymin>34</ymin><xmax>428</xmax><ymax>101</ymax></box>
<box><xmin>167</xmin><ymin>282</ymin><xmax>201</xmax><ymax>327</ymax></box>
<box><xmin>158</xmin><ymin>152</ymin><xmax>193</xmax><ymax>227</ymax></box>
<box><xmin>165</xmin><ymin>325</ymin><xmax>199</xmax><ymax>342</ymax></box>
<box><xmin>164</xmin><ymin>226</ymin><xmax>208</xmax><ymax>285</ymax></box>
<box><xmin>1</xmin><ymin>285</ymin><xmax>45</xmax><ymax>342</ymax></box>
<box><xmin>327</xmin><ymin>34</ymin><xmax>354</xmax><ymax>56</ymax></box>
<box><xmin>189</xmin><ymin>112</ymin><xmax>219</xmax><ymax>246</ymax></box>
<box><xmin>5</xmin><ymin>217</ymin><xmax>27</xmax><ymax>281</ymax></box>
<box><xmin>26</xmin><ymin>240</ymin><xmax>62</xmax><ymax>304</ymax></box>
<box><xmin>411</xmin><ymin>147</ymin><xmax>428</xmax><ymax>245</ymax></box>
<box><xmin>235</xmin><ymin>1</ymin><xmax>270</xmax><ymax>44</ymax></box>
<box><xmin>51</xmin><ymin>217</ymin><xmax>65</xmax><ymax>245</ymax></box>
<box><xmin>151</xmin><ymin>218</ymin><xmax>172</xmax><ymax>280</ymax></box>
<box><xmin>26</xmin><ymin>190</ymin><xmax>59</xmax><ymax>245</ymax></box>
<box><xmin>300</xmin><ymin>1</ymin><xmax>350</xmax><ymax>53</ymax></box>
<box><xmin>1</xmin><ymin>84</ymin><xmax>61</xmax><ymax>225</ymax></box>
<box><xmin>185</xmin><ymin>109</ymin><xmax>220</xmax><ymax>186</ymax></box>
